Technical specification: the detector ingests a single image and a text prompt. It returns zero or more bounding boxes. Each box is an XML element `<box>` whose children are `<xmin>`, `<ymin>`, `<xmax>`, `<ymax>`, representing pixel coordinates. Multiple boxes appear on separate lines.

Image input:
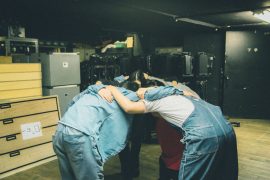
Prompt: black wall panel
<box><xmin>224</xmin><ymin>31</ymin><xmax>270</xmax><ymax>119</ymax></box>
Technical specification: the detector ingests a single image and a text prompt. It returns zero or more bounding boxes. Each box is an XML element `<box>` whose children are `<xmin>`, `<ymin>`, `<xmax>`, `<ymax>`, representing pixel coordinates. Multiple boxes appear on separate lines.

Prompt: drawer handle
<box><xmin>10</xmin><ymin>150</ymin><xmax>20</xmax><ymax>157</ymax></box>
<box><xmin>6</xmin><ymin>135</ymin><xmax>17</xmax><ymax>141</ymax></box>
<box><xmin>0</xmin><ymin>103</ymin><xmax>11</xmax><ymax>109</ymax></box>
<box><xmin>3</xmin><ymin>118</ymin><xmax>14</xmax><ymax>124</ymax></box>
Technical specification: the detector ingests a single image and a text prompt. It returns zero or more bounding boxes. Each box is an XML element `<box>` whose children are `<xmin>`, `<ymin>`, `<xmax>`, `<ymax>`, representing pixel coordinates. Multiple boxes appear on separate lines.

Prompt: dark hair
<box><xmin>99</xmin><ymin>79</ymin><xmax>120</xmax><ymax>86</ymax></box>
<box><xmin>129</xmin><ymin>70</ymin><xmax>147</xmax><ymax>87</ymax></box>
<box><xmin>123</xmin><ymin>81</ymin><xmax>141</xmax><ymax>91</ymax></box>
<box><xmin>145</xmin><ymin>80</ymin><xmax>158</xmax><ymax>87</ymax></box>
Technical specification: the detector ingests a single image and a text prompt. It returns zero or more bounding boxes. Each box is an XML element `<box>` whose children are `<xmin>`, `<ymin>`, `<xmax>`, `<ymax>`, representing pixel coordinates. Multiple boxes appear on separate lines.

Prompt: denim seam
<box><xmin>201</xmin><ymin>101</ymin><xmax>228</xmax><ymax>139</ymax></box>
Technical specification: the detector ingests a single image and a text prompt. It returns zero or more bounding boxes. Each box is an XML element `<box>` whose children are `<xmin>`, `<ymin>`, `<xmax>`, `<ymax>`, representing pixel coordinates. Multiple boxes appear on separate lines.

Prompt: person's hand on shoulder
<box><xmin>171</xmin><ymin>80</ymin><xmax>178</xmax><ymax>87</ymax></box>
<box><xmin>95</xmin><ymin>81</ymin><xmax>102</xmax><ymax>85</ymax></box>
<box><xmin>124</xmin><ymin>75</ymin><xmax>129</xmax><ymax>80</ymax></box>
<box><xmin>183</xmin><ymin>90</ymin><xmax>195</xmax><ymax>97</ymax></box>
<box><xmin>98</xmin><ymin>88</ymin><xmax>113</xmax><ymax>103</ymax></box>
<box><xmin>143</xmin><ymin>73</ymin><xmax>149</xmax><ymax>80</ymax></box>
<box><xmin>106</xmin><ymin>85</ymin><xmax>116</xmax><ymax>91</ymax></box>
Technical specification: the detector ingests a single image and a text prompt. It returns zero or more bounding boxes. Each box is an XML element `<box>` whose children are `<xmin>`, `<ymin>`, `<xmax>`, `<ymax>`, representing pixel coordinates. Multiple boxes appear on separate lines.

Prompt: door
<box><xmin>223</xmin><ymin>31</ymin><xmax>270</xmax><ymax>118</ymax></box>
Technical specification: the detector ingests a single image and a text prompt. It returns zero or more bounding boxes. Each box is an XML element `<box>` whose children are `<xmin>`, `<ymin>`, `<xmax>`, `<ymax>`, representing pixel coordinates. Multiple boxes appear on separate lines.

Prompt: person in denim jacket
<box><xmin>52</xmin><ymin>82</ymin><xmax>183</xmax><ymax>180</ymax></box>
<box><xmin>99</xmin><ymin>72</ymin><xmax>146</xmax><ymax>180</ymax></box>
<box><xmin>115</xmin><ymin>71</ymin><xmax>147</xmax><ymax>180</ymax></box>
<box><xmin>107</xmin><ymin>85</ymin><xmax>238</xmax><ymax>180</ymax></box>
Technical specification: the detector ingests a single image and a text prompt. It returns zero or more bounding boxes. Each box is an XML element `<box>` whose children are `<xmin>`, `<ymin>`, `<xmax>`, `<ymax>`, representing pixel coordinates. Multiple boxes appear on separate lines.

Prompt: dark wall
<box><xmin>141</xmin><ymin>33</ymin><xmax>184</xmax><ymax>54</ymax></box>
<box><xmin>184</xmin><ymin>32</ymin><xmax>225</xmax><ymax>106</ymax></box>
<box><xmin>224</xmin><ymin>31</ymin><xmax>270</xmax><ymax>119</ymax></box>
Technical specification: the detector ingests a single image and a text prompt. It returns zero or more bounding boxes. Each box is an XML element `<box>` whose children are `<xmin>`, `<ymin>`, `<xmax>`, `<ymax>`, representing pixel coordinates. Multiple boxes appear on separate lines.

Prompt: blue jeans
<box><xmin>179</xmin><ymin>98</ymin><xmax>238</xmax><ymax>180</ymax></box>
<box><xmin>52</xmin><ymin>124</ymin><xmax>104</xmax><ymax>180</ymax></box>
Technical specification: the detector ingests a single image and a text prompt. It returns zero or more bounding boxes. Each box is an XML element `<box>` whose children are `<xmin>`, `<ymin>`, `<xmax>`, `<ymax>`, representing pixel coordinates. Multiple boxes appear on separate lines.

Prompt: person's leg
<box><xmin>159</xmin><ymin>156</ymin><xmax>179</xmax><ymax>180</ymax></box>
<box><xmin>130</xmin><ymin>114</ymin><xmax>145</xmax><ymax>177</ymax></box>
<box><xmin>179</xmin><ymin>151</ymin><xmax>218</xmax><ymax>180</ymax></box>
<box><xmin>53</xmin><ymin>131</ymin><xmax>76</xmax><ymax>180</ymax></box>
<box><xmin>159</xmin><ymin>156</ymin><xmax>167</xmax><ymax>180</ymax></box>
<box><xmin>223</xmin><ymin>126</ymin><xmax>238</xmax><ymax>180</ymax></box>
<box><xmin>209</xmin><ymin>108</ymin><xmax>239</xmax><ymax>180</ymax></box>
<box><xmin>179</xmin><ymin>98</ymin><xmax>239</xmax><ymax>180</ymax></box>
<box><xmin>119</xmin><ymin>144</ymin><xmax>132</xmax><ymax>179</ymax></box>
<box><xmin>63</xmin><ymin>133</ymin><xmax>104</xmax><ymax>180</ymax></box>
<box><xmin>167</xmin><ymin>168</ymin><xmax>179</xmax><ymax>180</ymax></box>
<box><xmin>144</xmin><ymin>114</ymin><xmax>156</xmax><ymax>143</ymax></box>
<box><xmin>178</xmin><ymin>124</ymin><xmax>221</xmax><ymax>180</ymax></box>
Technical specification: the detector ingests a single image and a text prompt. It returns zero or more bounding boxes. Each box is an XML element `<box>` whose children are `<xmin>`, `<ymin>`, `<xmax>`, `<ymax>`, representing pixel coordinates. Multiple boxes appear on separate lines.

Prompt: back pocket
<box><xmin>64</xmin><ymin>134</ymin><xmax>85</xmax><ymax>162</ymax></box>
<box><xmin>186</xmin><ymin>125</ymin><xmax>218</xmax><ymax>156</ymax></box>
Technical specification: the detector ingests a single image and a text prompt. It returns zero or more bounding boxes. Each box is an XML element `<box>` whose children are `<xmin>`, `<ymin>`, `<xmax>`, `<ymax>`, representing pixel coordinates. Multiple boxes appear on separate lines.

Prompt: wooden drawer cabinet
<box><xmin>0</xmin><ymin>126</ymin><xmax>57</xmax><ymax>154</ymax></box>
<box><xmin>0</xmin><ymin>111</ymin><xmax>59</xmax><ymax>137</ymax></box>
<box><xmin>0</xmin><ymin>142</ymin><xmax>55</xmax><ymax>174</ymax></box>
<box><xmin>0</xmin><ymin>80</ymin><xmax>41</xmax><ymax>91</ymax></box>
<box><xmin>0</xmin><ymin>63</ymin><xmax>42</xmax><ymax>100</ymax></box>
<box><xmin>0</xmin><ymin>96</ymin><xmax>60</xmax><ymax>178</ymax></box>
<box><xmin>0</xmin><ymin>63</ymin><xmax>41</xmax><ymax>73</ymax></box>
<box><xmin>0</xmin><ymin>72</ymin><xmax>42</xmax><ymax>82</ymax></box>
<box><xmin>0</xmin><ymin>96</ymin><xmax>59</xmax><ymax>120</ymax></box>
<box><xmin>0</xmin><ymin>88</ymin><xmax>42</xmax><ymax>100</ymax></box>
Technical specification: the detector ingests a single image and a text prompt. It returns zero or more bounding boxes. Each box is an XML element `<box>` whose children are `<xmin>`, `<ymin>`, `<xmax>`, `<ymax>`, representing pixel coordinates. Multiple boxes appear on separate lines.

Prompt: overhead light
<box><xmin>253</xmin><ymin>10</ymin><xmax>270</xmax><ymax>23</ymax></box>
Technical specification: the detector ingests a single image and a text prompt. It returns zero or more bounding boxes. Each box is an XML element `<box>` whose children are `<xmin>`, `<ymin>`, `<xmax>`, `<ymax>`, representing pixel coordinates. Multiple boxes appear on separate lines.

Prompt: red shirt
<box><xmin>156</xmin><ymin>118</ymin><xmax>184</xmax><ymax>170</ymax></box>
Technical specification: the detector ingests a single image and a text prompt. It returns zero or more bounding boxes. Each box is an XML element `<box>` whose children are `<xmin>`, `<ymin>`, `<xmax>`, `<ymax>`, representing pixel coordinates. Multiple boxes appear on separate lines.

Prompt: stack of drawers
<box><xmin>0</xmin><ymin>56</ymin><xmax>12</xmax><ymax>64</ymax></box>
<box><xmin>0</xmin><ymin>96</ymin><xmax>60</xmax><ymax>178</ymax></box>
<box><xmin>0</xmin><ymin>63</ymin><xmax>42</xmax><ymax>100</ymax></box>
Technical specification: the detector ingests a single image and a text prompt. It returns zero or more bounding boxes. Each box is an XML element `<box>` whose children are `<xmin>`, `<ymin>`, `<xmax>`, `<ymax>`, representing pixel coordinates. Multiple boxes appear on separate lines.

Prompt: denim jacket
<box><xmin>59</xmin><ymin>85</ymin><xmax>183</xmax><ymax>163</ymax></box>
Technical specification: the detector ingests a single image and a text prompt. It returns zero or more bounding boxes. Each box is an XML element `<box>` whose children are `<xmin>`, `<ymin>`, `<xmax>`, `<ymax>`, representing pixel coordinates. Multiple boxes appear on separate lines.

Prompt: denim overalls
<box><xmin>179</xmin><ymin>97</ymin><xmax>238</xmax><ymax>180</ymax></box>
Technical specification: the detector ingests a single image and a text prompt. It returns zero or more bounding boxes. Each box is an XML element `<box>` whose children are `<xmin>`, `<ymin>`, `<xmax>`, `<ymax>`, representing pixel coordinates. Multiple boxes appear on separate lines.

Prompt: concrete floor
<box><xmin>2</xmin><ymin>118</ymin><xmax>270</xmax><ymax>180</ymax></box>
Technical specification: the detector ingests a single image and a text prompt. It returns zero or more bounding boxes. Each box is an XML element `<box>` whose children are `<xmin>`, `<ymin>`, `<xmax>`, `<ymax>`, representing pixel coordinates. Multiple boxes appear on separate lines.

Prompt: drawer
<box><xmin>0</xmin><ymin>142</ymin><xmax>55</xmax><ymax>174</ymax></box>
<box><xmin>0</xmin><ymin>56</ymin><xmax>12</xmax><ymax>64</ymax></box>
<box><xmin>0</xmin><ymin>88</ymin><xmax>42</xmax><ymax>100</ymax></box>
<box><xmin>0</xmin><ymin>96</ymin><xmax>59</xmax><ymax>120</ymax></box>
<box><xmin>0</xmin><ymin>80</ymin><xmax>42</xmax><ymax>91</ymax></box>
<box><xmin>0</xmin><ymin>63</ymin><xmax>41</xmax><ymax>73</ymax></box>
<box><xmin>0</xmin><ymin>111</ymin><xmax>59</xmax><ymax>137</ymax></box>
<box><xmin>0</xmin><ymin>126</ymin><xmax>57</xmax><ymax>154</ymax></box>
<box><xmin>0</xmin><ymin>72</ymin><xmax>42</xmax><ymax>82</ymax></box>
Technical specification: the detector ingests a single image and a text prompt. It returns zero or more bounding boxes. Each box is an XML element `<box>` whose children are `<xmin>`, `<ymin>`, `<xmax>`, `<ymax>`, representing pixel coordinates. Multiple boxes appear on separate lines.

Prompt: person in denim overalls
<box><xmin>107</xmin><ymin>85</ymin><xmax>238</xmax><ymax>180</ymax></box>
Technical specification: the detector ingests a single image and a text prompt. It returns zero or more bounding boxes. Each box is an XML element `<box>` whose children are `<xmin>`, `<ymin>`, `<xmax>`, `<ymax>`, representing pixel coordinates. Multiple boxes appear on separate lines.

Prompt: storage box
<box><xmin>40</xmin><ymin>53</ymin><xmax>80</xmax><ymax>86</ymax></box>
<box><xmin>43</xmin><ymin>85</ymin><xmax>80</xmax><ymax>116</ymax></box>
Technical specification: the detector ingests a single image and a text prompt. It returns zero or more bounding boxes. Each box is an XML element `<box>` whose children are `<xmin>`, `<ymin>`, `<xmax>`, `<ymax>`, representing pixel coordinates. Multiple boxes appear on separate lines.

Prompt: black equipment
<box><xmin>180</xmin><ymin>53</ymin><xmax>194</xmax><ymax>77</ymax></box>
<box><xmin>195</xmin><ymin>52</ymin><xmax>214</xmax><ymax>77</ymax></box>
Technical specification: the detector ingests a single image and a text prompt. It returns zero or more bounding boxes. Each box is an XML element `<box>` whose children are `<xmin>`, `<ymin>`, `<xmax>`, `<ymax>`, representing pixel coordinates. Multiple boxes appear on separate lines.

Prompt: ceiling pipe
<box><xmin>129</xmin><ymin>5</ymin><xmax>219</xmax><ymax>28</ymax></box>
<box><xmin>174</xmin><ymin>17</ymin><xmax>220</xmax><ymax>28</ymax></box>
<box><xmin>125</xmin><ymin>4</ymin><xmax>270</xmax><ymax>29</ymax></box>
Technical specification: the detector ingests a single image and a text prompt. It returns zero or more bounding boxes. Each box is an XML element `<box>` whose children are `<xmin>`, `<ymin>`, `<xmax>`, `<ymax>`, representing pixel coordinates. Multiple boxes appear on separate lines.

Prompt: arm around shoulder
<box><xmin>107</xmin><ymin>86</ymin><xmax>146</xmax><ymax>114</ymax></box>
